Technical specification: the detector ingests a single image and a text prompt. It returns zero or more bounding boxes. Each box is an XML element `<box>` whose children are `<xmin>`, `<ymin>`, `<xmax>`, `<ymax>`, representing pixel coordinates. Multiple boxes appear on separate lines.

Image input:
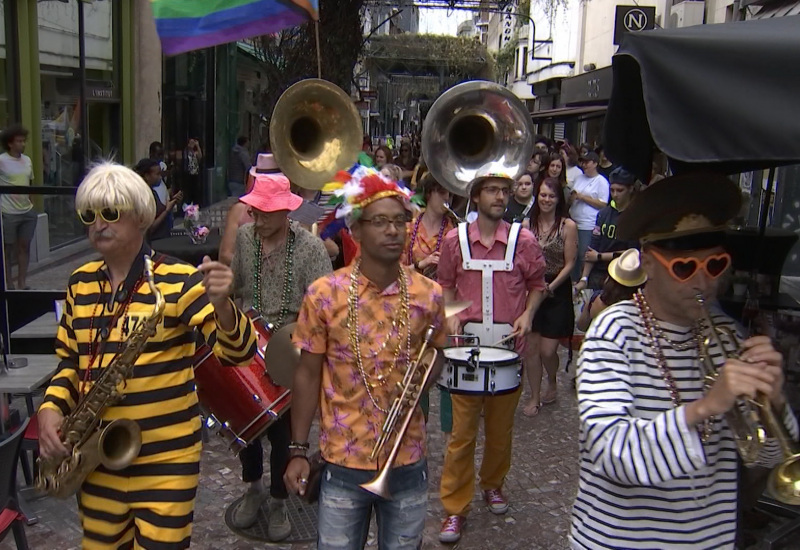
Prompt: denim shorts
<box><xmin>317</xmin><ymin>459</ymin><xmax>428</xmax><ymax>550</ymax></box>
<box><xmin>2</xmin><ymin>209</ymin><xmax>37</xmax><ymax>244</ymax></box>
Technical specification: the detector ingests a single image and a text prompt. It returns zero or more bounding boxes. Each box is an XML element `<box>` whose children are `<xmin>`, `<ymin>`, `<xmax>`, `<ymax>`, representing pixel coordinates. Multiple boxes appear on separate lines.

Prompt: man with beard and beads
<box><xmin>284</xmin><ymin>168</ymin><xmax>447</xmax><ymax>550</ymax></box>
<box><xmin>228</xmin><ymin>169</ymin><xmax>331</xmax><ymax>541</ymax></box>
<box><xmin>436</xmin><ymin>168</ymin><xmax>547</xmax><ymax>543</ymax></box>
<box><xmin>37</xmin><ymin>163</ymin><xmax>257</xmax><ymax>549</ymax></box>
<box><xmin>571</xmin><ymin>173</ymin><xmax>799</xmax><ymax>550</ymax></box>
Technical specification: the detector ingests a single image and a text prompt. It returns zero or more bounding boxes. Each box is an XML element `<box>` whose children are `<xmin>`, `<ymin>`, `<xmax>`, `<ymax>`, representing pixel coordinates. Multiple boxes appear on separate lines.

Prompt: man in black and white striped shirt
<box><xmin>571</xmin><ymin>174</ymin><xmax>799</xmax><ymax>550</ymax></box>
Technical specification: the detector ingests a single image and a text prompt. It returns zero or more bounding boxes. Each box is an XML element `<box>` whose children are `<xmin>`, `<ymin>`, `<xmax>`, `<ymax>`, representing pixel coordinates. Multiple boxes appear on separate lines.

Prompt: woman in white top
<box><xmin>0</xmin><ymin>125</ymin><xmax>36</xmax><ymax>290</ymax></box>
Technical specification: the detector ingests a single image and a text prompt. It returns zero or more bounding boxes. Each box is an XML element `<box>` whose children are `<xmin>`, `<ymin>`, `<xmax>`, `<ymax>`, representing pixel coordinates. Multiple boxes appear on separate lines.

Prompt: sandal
<box><xmin>523</xmin><ymin>401</ymin><xmax>542</xmax><ymax>417</ymax></box>
<box><xmin>542</xmin><ymin>389</ymin><xmax>558</xmax><ymax>405</ymax></box>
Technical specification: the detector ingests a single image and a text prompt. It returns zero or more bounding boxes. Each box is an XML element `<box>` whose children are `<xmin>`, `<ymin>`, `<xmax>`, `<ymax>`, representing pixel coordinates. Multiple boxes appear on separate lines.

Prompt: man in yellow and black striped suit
<box><xmin>38</xmin><ymin>162</ymin><xmax>257</xmax><ymax>549</ymax></box>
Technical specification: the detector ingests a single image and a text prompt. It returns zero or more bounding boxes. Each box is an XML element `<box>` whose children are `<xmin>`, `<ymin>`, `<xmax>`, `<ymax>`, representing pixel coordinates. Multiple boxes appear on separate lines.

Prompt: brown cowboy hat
<box><xmin>617</xmin><ymin>173</ymin><xmax>742</xmax><ymax>243</ymax></box>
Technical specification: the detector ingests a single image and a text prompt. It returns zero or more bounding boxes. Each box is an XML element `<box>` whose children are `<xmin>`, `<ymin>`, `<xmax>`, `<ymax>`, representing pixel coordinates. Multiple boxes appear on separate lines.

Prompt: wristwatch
<box><xmin>579</xmin><ymin>277</ymin><xmax>588</xmax><ymax>283</ymax></box>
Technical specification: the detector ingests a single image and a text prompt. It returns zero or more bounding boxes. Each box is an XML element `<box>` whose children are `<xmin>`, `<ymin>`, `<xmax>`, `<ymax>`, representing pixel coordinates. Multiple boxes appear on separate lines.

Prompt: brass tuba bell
<box><xmin>422</xmin><ymin>80</ymin><xmax>534</xmax><ymax>197</ymax></box>
<box><xmin>270</xmin><ymin>79</ymin><xmax>363</xmax><ymax>190</ymax></box>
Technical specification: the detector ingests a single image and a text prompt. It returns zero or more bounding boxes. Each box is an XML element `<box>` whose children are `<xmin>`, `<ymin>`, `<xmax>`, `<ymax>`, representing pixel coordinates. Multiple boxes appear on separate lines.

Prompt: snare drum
<box><xmin>437</xmin><ymin>346</ymin><xmax>521</xmax><ymax>395</ymax></box>
<box><xmin>192</xmin><ymin>311</ymin><xmax>291</xmax><ymax>454</ymax></box>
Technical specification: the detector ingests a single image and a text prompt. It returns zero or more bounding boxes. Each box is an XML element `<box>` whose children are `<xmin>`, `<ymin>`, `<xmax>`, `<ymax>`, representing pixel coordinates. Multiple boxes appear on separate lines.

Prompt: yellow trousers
<box><xmin>78</xmin><ymin>458</ymin><xmax>200</xmax><ymax>550</ymax></box>
<box><xmin>440</xmin><ymin>388</ymin><xmax>522</xmax><ymax>516</ymax></box>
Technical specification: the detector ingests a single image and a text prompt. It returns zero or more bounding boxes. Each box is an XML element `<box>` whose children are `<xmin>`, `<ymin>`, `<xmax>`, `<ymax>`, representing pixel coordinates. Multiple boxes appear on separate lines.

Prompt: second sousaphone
<box><xmin>270</xmin><ymin>79</ymin><xmax>363</xmax><ymax>190</ymax></box>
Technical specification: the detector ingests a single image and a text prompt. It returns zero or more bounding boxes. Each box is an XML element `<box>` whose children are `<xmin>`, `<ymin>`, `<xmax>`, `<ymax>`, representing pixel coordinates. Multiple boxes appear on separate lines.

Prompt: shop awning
<box><xmin>529</xmin><ymin>105</ymin><xmax>606</xmax><ymax>120</ymax></box>
<box><xmin>604</xmin><ymin>15</ymin><xmax>800</xmax><ymax>179</ymax></box>
<box><xmin>751</xmin><ymin>0</ymin><xmax>800</xmax><ymax>19</ymax></box>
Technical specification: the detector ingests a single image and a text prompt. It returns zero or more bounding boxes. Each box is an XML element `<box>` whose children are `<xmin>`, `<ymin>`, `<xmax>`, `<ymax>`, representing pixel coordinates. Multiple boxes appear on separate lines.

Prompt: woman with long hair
<box><xmin>406</xmin><ymin>173</ymin><xmax>454</xmax><ymax>279</ymax></box>
<box><xmin>541</xmin><ymin>154</ymin><xmax>567</xmax><ymax>188</ymax></box>
<box><xmin>407</xmin><ymin>172</ymin><xmax>455</xmax><ymax>432</ymax></box>
<box><xmin>373</xmin><ymin>145</ymin><xmax>393</xmax><ymax>169</ymax></box>
<box><xmin>523</xmin><ymin>177</ymin><xmax>578</xmax><ymax>416</ymax></box>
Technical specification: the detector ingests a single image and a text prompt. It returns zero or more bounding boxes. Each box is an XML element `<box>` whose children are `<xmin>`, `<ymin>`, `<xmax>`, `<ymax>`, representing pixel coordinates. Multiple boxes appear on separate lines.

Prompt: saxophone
<box><xmin>37</xmin><ymin>256</ymin><xmax>166</xmax><ymax>498</ymax></box>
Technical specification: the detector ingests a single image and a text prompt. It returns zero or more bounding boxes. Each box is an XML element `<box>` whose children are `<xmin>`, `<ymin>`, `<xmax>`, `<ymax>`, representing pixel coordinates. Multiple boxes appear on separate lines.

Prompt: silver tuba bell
<box><xmin>422</xmin><ymin>80</ymin><xmax>534</xmax><ymax>197</ymax></box>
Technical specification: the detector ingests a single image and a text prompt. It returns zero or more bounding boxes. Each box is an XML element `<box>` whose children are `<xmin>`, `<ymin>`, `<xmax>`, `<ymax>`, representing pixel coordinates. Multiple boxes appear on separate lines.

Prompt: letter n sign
<box><xmin>614</xmin><ymin>6</ymin><xmax>656</xmax><ymax>45</ymax></box>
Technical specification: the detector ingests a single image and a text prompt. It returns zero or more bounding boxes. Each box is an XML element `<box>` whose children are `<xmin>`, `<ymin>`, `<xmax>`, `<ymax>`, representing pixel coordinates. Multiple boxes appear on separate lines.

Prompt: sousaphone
<box><xmin>422</xmin><ymin>80</ymin><xmax>534</xmax><ymax>197</ymax></box>
<box><xmin>270</xmin><ymin>79</ymin><xmax>363</xmax><ymax>190</ymax></box>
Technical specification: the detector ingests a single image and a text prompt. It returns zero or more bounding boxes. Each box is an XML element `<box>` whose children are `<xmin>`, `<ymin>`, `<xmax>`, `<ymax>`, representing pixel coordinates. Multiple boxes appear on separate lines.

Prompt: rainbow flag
<box><xmin>151</xmin><ymin>0</ymin><xmax>318</xmax><ymax>56</ymax></box>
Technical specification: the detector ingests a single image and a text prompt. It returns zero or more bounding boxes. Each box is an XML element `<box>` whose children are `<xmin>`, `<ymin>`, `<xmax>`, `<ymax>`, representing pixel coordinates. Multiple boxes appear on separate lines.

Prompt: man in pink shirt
<box><xmin>436</xmin><ymin>170</ymin><xmax>546</xmax><ymax>543</ymax></box>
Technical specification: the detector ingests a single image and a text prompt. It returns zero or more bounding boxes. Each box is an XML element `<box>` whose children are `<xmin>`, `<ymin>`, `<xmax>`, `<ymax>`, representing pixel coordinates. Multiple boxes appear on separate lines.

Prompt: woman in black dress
<box><xmin>523</xmin><ymin>177</ymin><xmax>578</xmax><ymax>416</ymax></box>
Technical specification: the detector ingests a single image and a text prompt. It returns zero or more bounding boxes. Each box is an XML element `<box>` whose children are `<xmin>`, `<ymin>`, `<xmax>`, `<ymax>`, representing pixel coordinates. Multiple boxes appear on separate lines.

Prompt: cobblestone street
<box><xmin>5</xmin><ymin>361</ymin><xmax>798</xmax><ymax>550</ymax></box>
<box><xmin>3</xmin><ymin>368</ymin><xmax>581</xmax><ymax>550</ymax></box>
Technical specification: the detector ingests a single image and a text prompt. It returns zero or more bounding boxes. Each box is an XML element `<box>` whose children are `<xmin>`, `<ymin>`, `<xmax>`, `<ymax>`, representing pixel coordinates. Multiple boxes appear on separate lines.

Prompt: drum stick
<box><xmin>490</xmin><ymin>333</ymin><xmax>516</xmax><ymax>347</ymax></box>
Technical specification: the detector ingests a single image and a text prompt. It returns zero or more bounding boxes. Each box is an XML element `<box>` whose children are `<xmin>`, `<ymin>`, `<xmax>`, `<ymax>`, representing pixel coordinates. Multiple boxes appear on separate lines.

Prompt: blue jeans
<box><xmin>317</xmin><ymin>460</ymin><xmax>428</xmax><ymax>550</ymax></box>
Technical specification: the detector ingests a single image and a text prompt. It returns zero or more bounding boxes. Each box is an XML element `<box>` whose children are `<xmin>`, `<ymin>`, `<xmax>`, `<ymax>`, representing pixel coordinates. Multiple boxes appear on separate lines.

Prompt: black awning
<box><xmin>604</xmin><ymin>16</ymin><xmax>800</xmax><ymax>179</ymax></box>
<box><xmin>530</xmin><ymin>105</ymin><xmax>606</xmax><ymax>120</ymax></box>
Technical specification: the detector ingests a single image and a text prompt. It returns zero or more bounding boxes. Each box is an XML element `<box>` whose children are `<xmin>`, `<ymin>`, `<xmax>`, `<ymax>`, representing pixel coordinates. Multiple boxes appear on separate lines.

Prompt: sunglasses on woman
<box><xmin>650</xmin><ymin>248</ymin><xmax>731</xmax><ymax>282</ymax></box>
<box><xmin>78</xmin><ymin>207</ymin><xmax>127</xmax><ymax>225</ymax></box>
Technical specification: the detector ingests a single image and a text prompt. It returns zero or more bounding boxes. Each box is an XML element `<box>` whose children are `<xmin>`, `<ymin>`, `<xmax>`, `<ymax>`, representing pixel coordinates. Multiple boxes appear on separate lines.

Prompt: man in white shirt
<box><xmin>568</xmin><ymin>151</ymin><xmax>609</xmax><ymax>281</ymax></box>
<box><xmin>0</xmin><ymin>125</ymin><xmax>36</xmax><ymax>289</ymax></box>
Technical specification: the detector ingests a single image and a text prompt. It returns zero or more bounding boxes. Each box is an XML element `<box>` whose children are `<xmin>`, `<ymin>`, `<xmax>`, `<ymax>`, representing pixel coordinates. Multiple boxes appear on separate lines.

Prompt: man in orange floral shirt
<box><xmin>285</xmin><ymin>168</ymin><xmax>446</xmax><ymax>550</ymax></box>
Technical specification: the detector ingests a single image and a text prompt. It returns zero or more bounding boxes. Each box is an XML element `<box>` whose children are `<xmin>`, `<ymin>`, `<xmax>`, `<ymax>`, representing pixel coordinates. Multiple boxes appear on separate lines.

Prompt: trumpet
<box><xmin>696</xmin><ymin>293</ymin><xmax>800</xmax><ymax>504</ymax></box>
<box><xmin>360</xmin><ymin>326</ymin><xmax>439</xmax><ymax>499</ymax></box>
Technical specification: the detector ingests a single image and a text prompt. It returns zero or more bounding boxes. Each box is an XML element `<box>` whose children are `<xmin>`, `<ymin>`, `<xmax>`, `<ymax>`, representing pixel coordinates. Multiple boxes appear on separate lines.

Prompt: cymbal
<box><xmin>445</xmin><ymin>300</ymin><xmax>471</xmax><ymax>318</ymax></box>
<box><xmin>263</xmin><ymin>322</ymin><xmax>300</xmax><ymax>388</ymax></box>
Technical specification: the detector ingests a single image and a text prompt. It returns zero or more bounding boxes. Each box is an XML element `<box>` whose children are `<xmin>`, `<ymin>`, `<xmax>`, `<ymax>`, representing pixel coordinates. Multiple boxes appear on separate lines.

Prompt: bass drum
<box><xmin>192</xmin><ymin>310</ymin><xmax>291</xmax><ymax>454</ymax></box>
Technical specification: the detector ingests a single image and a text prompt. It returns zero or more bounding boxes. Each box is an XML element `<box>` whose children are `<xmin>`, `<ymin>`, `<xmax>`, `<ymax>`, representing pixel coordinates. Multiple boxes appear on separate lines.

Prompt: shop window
<box><xmin>38</xmin><ymin>0</ymin><xmax>120</xmax><ymax>253</ymax></box>
<box><xmin>39</xmin><ymin>0</ymin><xmax>119</xmax><ymax>186</ymax></box>
<box><xmin>0</xmin><ymin>0</ymin><xmax>17</xmax><ymax>129</ymax></box>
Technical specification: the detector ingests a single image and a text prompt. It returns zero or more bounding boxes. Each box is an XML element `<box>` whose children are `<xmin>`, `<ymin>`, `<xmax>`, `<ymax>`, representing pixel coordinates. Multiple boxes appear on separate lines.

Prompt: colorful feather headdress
<box><xmin>322</xmin><ymin>166</ymin><xmax>413</xmax><ymax>224</ymax></box>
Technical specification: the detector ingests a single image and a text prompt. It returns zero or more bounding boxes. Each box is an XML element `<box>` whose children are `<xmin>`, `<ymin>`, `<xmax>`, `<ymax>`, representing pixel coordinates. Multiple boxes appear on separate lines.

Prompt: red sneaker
<box><xmin>439</xmin><ymin>515</ymin><xmax>466</xmax><ymax>543</ymax></box>
<box><xmin>483</xmin><ymin>488</ymin><xmax>509</xmax><ymax>514</ymax></box>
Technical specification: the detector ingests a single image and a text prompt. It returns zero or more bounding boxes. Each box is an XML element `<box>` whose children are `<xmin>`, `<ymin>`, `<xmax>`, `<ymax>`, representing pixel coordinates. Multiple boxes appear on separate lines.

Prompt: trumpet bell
<box><xmin>422</xmin><ymin>80</ymin><xmax>534</xmax><ymax>197</ymax></box>
<box><xmin>270</xmin><ymin>79</ymin><xmax>363</xmax><ymax>190</ymax></box>
<box><xmin>768</xmin><ymin>453</ymin><xmax>800</xmax><ymax>505</ymax></box>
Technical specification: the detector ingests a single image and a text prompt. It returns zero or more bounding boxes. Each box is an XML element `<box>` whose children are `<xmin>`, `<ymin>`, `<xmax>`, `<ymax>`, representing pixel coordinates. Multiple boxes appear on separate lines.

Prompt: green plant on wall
<box><xmin>494</xmin><ymin>40</ymin><xmax>517</xmax><ymax>82</ymax></box>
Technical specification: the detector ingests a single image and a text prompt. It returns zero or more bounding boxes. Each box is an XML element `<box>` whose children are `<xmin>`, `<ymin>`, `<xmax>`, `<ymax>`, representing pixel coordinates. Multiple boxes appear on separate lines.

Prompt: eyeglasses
<box><xmin>360</xmin><ymin>215</ymin><xmax>410</xmax><ymax>230</ymax></box>
<box><xmin>482</xmin><ymin>186</ymin><xmax>511</xmax><ymax>197</ymax></box>
<box><xmin>78</xmin><ymin>207</ymin><xmax>127</xmax><ymax>225</ymax></box>
<box><xmin>650</xmin><ymin>249</ymin><xmax>731</xmax><ymax>282</ymax></box>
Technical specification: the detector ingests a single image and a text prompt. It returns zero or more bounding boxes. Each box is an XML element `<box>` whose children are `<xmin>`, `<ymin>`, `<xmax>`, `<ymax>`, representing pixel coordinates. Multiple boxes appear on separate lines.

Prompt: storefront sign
<box><xmin>90</xmin><ymin>88</ymin><xmax>115</xmax><ymax>99</ymax></box>
<box><xmin>88</xmin><ymin>82</ymin><xmax>117</xmax><ymax>100</ymax></box>
<box><xmin>560</xmin><ymin>66</ymin><xmax>613</xmax><ymax>106</ymax></box>
<box><xmin>614</xmin><ymin>6</ymin><xmax>656</xmax><ymax>45</ymax></box>
<box><xmin>501</xmin><ymin>3</ymin><xmax>516</xmax><ymax>48</ymax></box>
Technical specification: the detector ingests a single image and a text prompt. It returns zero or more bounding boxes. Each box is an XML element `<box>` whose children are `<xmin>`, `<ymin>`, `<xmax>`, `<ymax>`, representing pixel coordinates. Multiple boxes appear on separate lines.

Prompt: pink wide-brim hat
<box><xmin>240</xmin><ymin>173</ymin><xmax>303</xmax><ymax>213</ymax></box>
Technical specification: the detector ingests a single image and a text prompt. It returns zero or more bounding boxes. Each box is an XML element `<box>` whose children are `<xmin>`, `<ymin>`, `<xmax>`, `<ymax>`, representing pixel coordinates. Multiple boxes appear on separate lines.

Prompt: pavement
<box><xmin>4</xmin><ymin>366</ymin><xmax>580</xmax><ymax>550</ymax></box>
<box><xmin>4</xmin><ymin>359</ymin><xmax>798</xmax><ymax>550</ymax></box>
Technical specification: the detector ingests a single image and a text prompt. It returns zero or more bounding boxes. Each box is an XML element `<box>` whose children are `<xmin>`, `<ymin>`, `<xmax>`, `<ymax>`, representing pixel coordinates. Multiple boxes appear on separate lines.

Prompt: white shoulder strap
<box><xmin>502</xmin><ymin>222</ymin><xmax>521</xmax><ymax>269</ymax></box>
<box><xmin>458</xmin><ymin>222</ymin><xmax>472</xmax><ymax>270</ymax></box>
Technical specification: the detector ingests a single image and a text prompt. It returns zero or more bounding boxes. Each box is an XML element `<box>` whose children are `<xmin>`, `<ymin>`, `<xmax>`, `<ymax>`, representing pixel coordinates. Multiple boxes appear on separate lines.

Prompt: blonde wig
<box><xmin>75</xmin><ymin>162</ymin><xmax>156</xmax><ymax>230</ymax></box>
